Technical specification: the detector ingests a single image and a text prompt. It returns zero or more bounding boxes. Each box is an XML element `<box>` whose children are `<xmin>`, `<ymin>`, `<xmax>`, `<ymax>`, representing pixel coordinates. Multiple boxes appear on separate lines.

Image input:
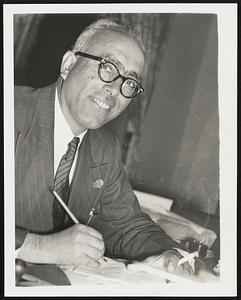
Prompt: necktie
<box><xmin>53</xmin><ymin>136</ymin><xmax>80</xmax><ymax>229</ymax></box>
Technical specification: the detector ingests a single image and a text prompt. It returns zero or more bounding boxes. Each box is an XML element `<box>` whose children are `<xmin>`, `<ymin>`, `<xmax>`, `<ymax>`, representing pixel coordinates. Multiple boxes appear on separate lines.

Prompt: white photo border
<box><xmin>4</xmin><ymin>3</ymin><xmax>237</xmax><ymax>297</ymax></box>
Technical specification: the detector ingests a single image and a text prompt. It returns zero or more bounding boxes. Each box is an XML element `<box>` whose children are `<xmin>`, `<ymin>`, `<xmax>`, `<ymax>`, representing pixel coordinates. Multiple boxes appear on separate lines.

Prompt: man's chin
<box><xmin>79</xmin><ymin>114</ymin><xmax>112</xmax><ymax>130</ymax></box>
<box><xmin>87</xmin><ymin>120</ymin><xmax>107</xmax><ymax>130</ymax></box>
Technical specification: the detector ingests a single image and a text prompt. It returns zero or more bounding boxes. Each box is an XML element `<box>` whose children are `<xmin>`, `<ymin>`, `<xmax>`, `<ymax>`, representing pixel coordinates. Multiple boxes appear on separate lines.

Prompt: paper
<box><xmin>59</xmin><ymin>257</ymin><xmax>192</xmax><ymax>285</ymax></box>
<box><xmin>134</xmin><ymin>190</ymin><xmax>173</xmax><ymax>211</ymax></box>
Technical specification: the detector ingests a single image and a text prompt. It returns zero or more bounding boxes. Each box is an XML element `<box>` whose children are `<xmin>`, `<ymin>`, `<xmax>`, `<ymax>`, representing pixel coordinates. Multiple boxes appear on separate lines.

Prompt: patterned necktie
<box><xmin>53</xmin><ymin>136</ymin><xmax>80</xmax><ymax>229</ymax></box>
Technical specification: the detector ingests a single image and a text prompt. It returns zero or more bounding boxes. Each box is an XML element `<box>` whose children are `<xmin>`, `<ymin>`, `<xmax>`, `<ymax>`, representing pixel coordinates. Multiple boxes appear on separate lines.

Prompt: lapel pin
<box><xmin>92</xmin><ymin>179</ymin><xmax>104</xmax><ymax>189</ymax></box>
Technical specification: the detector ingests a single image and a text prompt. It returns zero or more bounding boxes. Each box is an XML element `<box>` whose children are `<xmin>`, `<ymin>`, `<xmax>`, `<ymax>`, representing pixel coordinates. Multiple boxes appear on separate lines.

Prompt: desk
<box><xmin>16</xmin><ymin>256</ymin><xmax>219</xmax><ymax>286</ymax></box>
<box><xmin>16</xmin><ymin>196</ymin><xmax>219</xmax><ymax>286</ymax></box>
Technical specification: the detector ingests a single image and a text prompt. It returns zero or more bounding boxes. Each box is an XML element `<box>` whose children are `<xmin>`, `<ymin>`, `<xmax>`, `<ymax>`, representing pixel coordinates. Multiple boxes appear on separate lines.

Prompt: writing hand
<box><xmin>17</xmin><ymin>224</ymin><xmax>105</xmax><ymax>268</ymax></box>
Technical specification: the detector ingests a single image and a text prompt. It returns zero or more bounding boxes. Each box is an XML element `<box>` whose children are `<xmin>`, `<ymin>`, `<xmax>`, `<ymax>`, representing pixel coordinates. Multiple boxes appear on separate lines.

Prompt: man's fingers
<box><xmin>85</xmin><ymin>233</ymin><xmax>105</xmax><ymax>256</ymax></box>
<box><xmin>166</xmin><ymin>256</ymin><xmax>179</xmax><ymax>273</ymax></box>
<box><xmin>74</xmin><ymin>255</ymin><xmax>101</xmax><ymax>269</ymax></box>
<box><xmin>84</xmin><ymin>244</ymin><xmax>104</xmax><ymax>260</ymax></box>
<box><xmin>142</xmin><ymin>251</ymin><xmax>197</xmax><ymax>278</ymax></box>
<box><xmin>162</xmin><ymin>253</ymin><xmax>194</xmax><ymax>275</ymax></box>
<box><xmin>87</xmin><ymin>234</ymin><xmax>104</xmax><ymax>247</ymax></box>
<box><xmin>74</xmin><ymin>224</ymin><xmax>105</xmax><ymax>252</ymax></box>
<box><xmin>75</xmin><ymin>224</ymin><xmax>103</xmax><ymax>240</ymax></box>
<box><xmin>84</xmin><ymin>255</ymin><xmax>101</xmax><ymax>268</ymax></box>
<box><xmin>163</xmin><ymin>253</ymin><xmax>179</xmax><ymax>270</ymax></box>
<box><xmin>174</xmin><ymin>261</ymin><xmax>195</xmax><ymax>276</ymax></box>
<box><xmin>86</xmin><ymin>226</ymin><xmax>103</xmax><ymax>240</ymax></box>
<box><xmin>74</xmin><ymin>232</ymin><xmax>105</xmax><ymax>259</ymax></box>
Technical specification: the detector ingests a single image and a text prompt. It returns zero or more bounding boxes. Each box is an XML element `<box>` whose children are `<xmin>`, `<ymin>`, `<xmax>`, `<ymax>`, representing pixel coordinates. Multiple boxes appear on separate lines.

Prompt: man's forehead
<box><xmin>87</xmin><ymin>32</ymin><xmax>145</xmax><ymax>78</ymax></box>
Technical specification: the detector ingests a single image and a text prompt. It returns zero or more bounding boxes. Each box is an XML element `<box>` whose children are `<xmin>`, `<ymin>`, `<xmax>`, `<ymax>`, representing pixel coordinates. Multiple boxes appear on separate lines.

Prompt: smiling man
<box><xmin>60</xmin><ymin>32</ymin><xmax>145</xmax><ymax>134</ymax></box>
<box><xmin>15</xmin><ymin>19</ymin><xmax>202</xmax><ymax>277</ymax></box>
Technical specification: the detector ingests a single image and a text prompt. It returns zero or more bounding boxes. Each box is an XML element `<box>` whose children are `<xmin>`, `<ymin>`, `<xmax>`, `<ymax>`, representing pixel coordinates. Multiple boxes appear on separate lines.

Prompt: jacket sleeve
<box><xmin>14</xmin><ymin>86</ymin><xmax>37</xmax><ymax>250</ymax></box>
<box><xmin>91</xmin><ymin>131</ymin><xmax>183</xmax><ymax>261</ymax></box>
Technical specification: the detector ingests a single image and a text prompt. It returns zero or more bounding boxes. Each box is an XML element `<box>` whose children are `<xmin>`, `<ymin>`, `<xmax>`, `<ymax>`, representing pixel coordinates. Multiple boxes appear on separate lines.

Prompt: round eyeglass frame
<box><xmin>75</xmin><ymin>51</ymin><xmax>144</xmax><ymax>99</ymax></box>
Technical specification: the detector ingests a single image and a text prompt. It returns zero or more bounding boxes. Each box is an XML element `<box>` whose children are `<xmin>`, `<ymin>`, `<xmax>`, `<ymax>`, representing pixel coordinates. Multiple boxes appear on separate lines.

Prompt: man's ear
<box><xmin>60</xmin><ymin>50</ymin><xmax>77</xmax><ymax>80</ymax></box>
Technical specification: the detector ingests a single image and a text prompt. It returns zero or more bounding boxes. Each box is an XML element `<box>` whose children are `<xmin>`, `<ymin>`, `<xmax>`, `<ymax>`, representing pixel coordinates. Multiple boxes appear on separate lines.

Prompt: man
<box><xmin>15</xmin><ymin>19</ymin><xmax>200</xmax><ymax>276</ymax></box>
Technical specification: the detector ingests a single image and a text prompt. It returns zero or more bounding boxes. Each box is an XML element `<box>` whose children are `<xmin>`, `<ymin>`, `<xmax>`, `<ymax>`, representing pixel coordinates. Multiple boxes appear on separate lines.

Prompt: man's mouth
<box><xmin>91</xmin><ymin>96</ymin><xmax>111</xmax><ymax>110</ymax></box>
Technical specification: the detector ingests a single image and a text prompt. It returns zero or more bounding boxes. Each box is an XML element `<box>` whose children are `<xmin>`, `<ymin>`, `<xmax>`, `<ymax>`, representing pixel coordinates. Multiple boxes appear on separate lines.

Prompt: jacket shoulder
<box><xmin>14</xmin><ymin>84</ymin><xmax>55</xmax><ymax>105</ymax></box>
<box><xmin>15</xmin><ymin>85</ymin><xmax>40</xmax><ymax>97</ymax></box>
<box><xmin>88</xmin><ymin>125</ymin><xmax>122</xmax><ymax>165</ymax></box>
<box><xmin>14</xmin><ymin>86</ymin><xmax>39</xmax><ymax>132</ymax></box>
<box><xmin>93</xmin><ymin>125</ymin><xmax>120</xmax><ymax>149</ymax></box>
<box><xmin>14</xmin><ymin>85</ymin><xmax>41</xmax><ymax>114</ymax></box>
<box><xmin>14</xmin><ymin>84</ymin><xmax>55</xmax><ymax>136</ymax></box>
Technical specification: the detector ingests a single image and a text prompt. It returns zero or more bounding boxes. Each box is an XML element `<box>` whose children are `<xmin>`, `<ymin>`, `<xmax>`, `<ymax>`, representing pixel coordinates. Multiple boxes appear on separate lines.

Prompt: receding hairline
<box><xmin>71</xmin><ymin>19</ymin><xmax>148</xmax><ymax>59</ymax></box>
<box><xmin>85</xmin><ymin>30</ymin><xmax>145</xmax><ymax>56</ymax></box>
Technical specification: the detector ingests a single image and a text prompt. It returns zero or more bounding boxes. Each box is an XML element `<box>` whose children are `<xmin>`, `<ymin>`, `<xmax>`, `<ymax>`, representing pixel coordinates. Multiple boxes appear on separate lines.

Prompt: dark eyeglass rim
<box><xmin>74</xmin><ymin>51</ymin><xmax>144</xmax><ymax>98</ymax></box>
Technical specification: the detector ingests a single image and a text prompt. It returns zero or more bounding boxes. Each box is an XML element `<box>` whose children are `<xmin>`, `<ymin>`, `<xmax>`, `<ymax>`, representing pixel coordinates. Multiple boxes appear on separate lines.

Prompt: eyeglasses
<box><xmin>75</xmin><ymin>51</ymin><xmax>144</xmax><ymax>99</ymax></box>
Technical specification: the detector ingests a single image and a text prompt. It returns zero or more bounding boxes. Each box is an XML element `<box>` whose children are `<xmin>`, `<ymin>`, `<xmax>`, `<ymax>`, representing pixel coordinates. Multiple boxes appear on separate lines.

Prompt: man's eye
<box><xmin>103</xmin><ymin>63</ymin><xmax>114</xmax><ymax>73</ymax></box>
<box><xmin>126</xmin><ymin>80</ymin><xmax>136</xmax><ymax>89</ymax></box>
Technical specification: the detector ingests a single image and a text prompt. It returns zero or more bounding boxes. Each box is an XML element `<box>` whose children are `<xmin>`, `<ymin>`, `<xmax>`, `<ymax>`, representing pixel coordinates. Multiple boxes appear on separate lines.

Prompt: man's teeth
<box><xmin>93</xmin><ymin>97</ymin><xmax>110</xmax><ymax>109</ymax></box>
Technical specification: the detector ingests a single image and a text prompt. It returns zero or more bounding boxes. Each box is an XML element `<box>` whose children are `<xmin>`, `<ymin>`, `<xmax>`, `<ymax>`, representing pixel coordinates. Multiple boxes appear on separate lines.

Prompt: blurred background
<box><xmin>14</xmin><ymin>13</ymin><xmax>219</xmax><ymax>243</ymax></box>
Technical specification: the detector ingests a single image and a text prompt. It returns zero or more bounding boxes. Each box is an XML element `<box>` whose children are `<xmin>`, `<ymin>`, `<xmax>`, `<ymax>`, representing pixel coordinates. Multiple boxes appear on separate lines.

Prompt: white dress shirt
<box><xmin>54</xmin><ymin>88</ymin><xmax>87</xmax><ymax>183</ymax></box>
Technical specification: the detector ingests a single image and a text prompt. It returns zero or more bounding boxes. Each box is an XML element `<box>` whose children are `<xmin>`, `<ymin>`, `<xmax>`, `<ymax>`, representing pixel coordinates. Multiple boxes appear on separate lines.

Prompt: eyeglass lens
<box><xmin>99</xmin><ymin>61</ymin><xmax>140</xmax><ymax>98</ymax></box>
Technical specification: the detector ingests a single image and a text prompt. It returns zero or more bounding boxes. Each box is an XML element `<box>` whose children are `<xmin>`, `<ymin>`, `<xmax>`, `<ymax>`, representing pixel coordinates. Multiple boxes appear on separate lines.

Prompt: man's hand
<box><xmin>139</xmin><ymin>250</ymin><xmax>217</xmax><ymax>283</ymax></box>
<box><xmin>142</xmin><ymin>250</ymin><xmax>195</xmax><ymax>277</ymax></box>
<box><xmin>17</xmin><ymin>224</ymin><xmax>105</xmax><ymax>268</ymax></box>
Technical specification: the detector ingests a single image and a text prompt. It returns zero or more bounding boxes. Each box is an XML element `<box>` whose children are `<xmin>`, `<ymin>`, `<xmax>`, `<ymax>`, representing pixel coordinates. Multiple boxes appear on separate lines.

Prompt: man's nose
<box><xmin>103</xmin><ymin>79</ymin><xmax>121</xmax><ymax>97</ymax></box>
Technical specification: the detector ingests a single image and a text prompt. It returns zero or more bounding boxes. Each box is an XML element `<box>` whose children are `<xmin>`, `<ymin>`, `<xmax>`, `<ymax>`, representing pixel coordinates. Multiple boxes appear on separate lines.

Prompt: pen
<box><xmin>53</xmin><ymin>190</ymin><xmax>79</xmax><ymax>224</ymax></box>
<box><xmin>53</xmin><ymin>191</ymin><xmax>95</xmax><ymax>226</ymax></box>
<box><xmin>53</xmin><ymin>190</ymin><xmax>107</xmax><ymax>262</ymax></box>
<box><xmin>86</xmin><ymin>208</ymin><xmax>95</xmax><ymax>225</ymax></box>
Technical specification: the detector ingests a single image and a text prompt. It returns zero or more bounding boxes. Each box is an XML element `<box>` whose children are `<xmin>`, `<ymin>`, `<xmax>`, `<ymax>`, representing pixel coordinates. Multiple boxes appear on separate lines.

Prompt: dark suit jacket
<box><xmin>15</xmin><ymin>83</ymin><xmax>180</xmax><ymax>260</ymax></box>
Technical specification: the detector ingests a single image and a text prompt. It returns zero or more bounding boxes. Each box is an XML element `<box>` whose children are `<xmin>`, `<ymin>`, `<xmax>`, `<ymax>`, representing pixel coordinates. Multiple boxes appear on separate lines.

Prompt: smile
<box><xmin>91</xmin><ymin>96</ymin><xmax>110</xmax><ymax>110</ymax></box>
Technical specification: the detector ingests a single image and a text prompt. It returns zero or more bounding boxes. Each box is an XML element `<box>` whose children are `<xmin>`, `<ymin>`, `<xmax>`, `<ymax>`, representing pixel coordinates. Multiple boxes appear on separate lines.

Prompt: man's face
<box><xmin>61</xmin><ymin>31</ymin><xmax>145</xmax><ymax>135</ymax></box>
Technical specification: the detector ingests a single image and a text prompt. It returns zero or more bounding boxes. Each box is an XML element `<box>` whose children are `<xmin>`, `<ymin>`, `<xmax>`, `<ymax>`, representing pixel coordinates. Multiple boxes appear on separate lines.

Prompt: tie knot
<box><xmin>65</xmin><ymin>137</ymin><xmax>80</xmax><ymax>161</ymax></box>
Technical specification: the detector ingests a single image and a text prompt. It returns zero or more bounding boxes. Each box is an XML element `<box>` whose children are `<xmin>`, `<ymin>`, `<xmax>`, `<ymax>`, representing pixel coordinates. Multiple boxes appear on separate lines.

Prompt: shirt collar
<box><xmin>54</xmin><ymin>87</ymin><xmax>87</xmax><ymax>141</ymax></box>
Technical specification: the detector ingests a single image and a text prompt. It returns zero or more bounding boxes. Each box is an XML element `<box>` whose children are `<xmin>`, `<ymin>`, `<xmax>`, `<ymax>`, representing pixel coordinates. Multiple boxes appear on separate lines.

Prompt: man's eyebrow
<box><xmin>128</xmin><ymin>71</ymin><xmax>139</xmax><ymax>80</ymax></box>
<box><xmin>105</xmin><ymin>55</ymin><xmax>123</xmax><ymax>69</ymax></box>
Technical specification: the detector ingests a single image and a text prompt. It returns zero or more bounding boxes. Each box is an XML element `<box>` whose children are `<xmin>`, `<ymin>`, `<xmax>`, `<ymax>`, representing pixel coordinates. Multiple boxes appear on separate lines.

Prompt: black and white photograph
<box><xmin>3</xmin><ymin>3</ymin><xmax>237</xmax><ymax>297</ymax></box>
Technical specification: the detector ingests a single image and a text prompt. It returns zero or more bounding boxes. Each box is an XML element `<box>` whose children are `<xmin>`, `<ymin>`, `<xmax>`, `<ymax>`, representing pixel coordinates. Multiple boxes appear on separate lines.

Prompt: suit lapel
<box><xmin>68</xmin><ymin>130</ymin><xmax>110</xmax><ymax>225</ymax></box>
<box><xmin>25</xmin><ymin>84</ymin><xmax>55</xmax><ymax>189</ymax></box>
<box><xmin>25</xmin><ymin>85</ymin><xmax>55</xmax><ymax>157</ymax></box>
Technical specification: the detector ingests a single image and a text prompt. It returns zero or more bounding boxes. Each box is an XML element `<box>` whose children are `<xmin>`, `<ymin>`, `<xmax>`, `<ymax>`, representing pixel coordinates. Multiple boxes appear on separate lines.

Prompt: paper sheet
<box><xmin>59</xmin><ymin>257</ymin><xmax>192</xmax><ymax>285</ymax></box>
